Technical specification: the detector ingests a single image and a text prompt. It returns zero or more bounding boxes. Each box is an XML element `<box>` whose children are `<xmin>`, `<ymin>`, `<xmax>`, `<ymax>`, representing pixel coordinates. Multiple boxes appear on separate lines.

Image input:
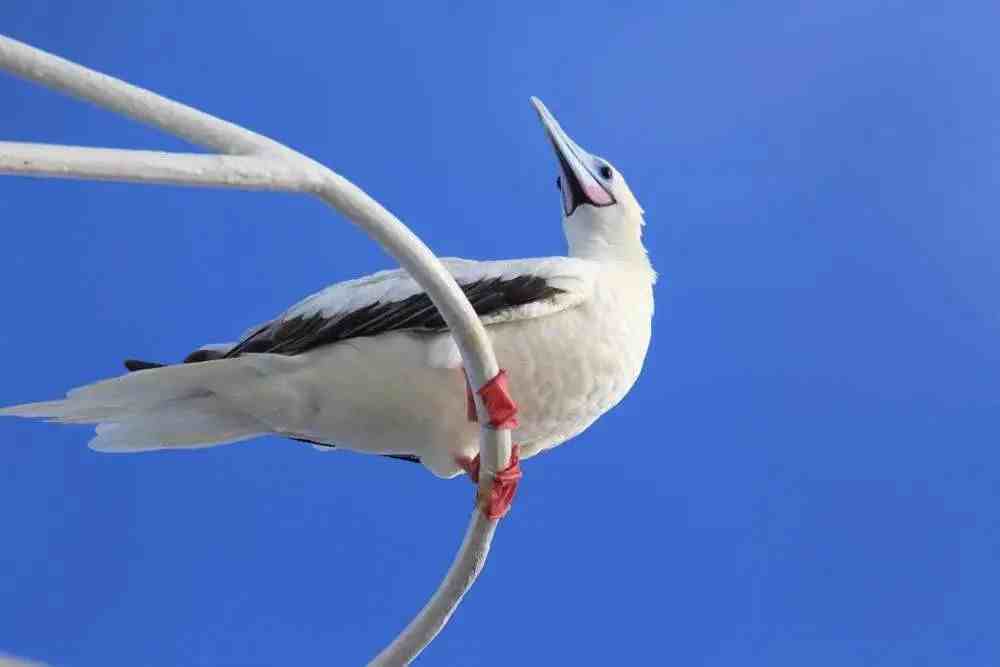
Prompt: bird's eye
<box><xmin>555</xmin><ymin>176</ymin><xmax>562</xmax><ymax>190</ymax></box>
<box><xmin>599</xmin><ymin>165</ymin><xmax>613</xmax><ymax>180</ymax></box>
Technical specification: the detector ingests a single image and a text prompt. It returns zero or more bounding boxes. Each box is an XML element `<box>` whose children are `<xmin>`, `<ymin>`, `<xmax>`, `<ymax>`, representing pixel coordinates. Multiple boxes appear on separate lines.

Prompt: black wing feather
<box><xmin>125</xmin><ymin>274</ymin><xmax>564</xmax><ymax>372</ymax></box>
<box><xmin>223</xmin><ymin>275</ymin><xmax>563</xmax><ymax>358</ymax></box>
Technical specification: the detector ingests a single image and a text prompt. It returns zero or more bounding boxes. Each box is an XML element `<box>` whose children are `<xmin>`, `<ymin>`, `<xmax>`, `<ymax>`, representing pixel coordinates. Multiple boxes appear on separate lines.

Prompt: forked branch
<box><xmin>0</xmin><ymin>34</ymin><xmax>513</xmax><ymax>665</ymax></box>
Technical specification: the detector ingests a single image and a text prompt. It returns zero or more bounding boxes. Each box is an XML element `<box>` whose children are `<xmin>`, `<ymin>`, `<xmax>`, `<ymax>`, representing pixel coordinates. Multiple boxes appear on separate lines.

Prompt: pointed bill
<box><xmin>531</xmin><ymin>96</ymin><xmax>615</xmax><ymax>216</ymax></box>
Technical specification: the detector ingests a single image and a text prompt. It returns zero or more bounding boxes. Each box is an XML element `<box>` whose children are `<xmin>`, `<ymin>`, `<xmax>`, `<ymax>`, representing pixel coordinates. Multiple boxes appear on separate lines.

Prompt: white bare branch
<box><xmin>0</xmin><ymin>35</ymin><xmax>292</xmax><ymax>157</ymax></box>
<box><xmin>369</xmin><ymin>512</ymin><xmax>499</xmax><ymax>666</ymax></box>
<box><xmin>0</xmin><ymin>33</ymin><xmax>514</xmax><ymax>665</ymax></box>
<box><xmin>0</xmin><ymin>142</ymin><xmax>321</xmax><ymax>190</ymax></box>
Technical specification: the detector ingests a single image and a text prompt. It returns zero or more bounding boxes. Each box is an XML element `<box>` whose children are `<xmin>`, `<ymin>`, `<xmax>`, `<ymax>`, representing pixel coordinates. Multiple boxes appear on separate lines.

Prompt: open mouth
<box><xmin>533</xmin><ymin>97</ymin><xmax>616</xmax><ymax>216</ymax></box>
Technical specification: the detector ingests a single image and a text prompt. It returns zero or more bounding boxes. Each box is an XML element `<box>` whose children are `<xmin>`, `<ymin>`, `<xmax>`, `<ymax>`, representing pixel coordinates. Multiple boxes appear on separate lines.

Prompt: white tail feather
<box><xmin>1</xmin><ymin>358</ymin><xmax>279</xmax><ymax>451</ymax></box>
<box><xmin>88</xmin><ymin>401</ymin><xmax>264</xmax><ymax>452</ymax></box>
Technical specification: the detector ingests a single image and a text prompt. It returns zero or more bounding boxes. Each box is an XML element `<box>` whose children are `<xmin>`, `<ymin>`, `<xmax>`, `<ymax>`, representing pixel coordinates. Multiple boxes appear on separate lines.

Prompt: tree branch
<box><xmin>0</xmin><ymin>33</ymin><xmax>513</xmax><ymax>665</ymax></box>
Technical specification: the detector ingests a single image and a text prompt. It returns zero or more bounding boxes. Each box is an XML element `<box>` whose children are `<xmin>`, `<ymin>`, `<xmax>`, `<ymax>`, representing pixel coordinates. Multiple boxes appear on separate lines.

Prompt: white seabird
<box><xmin>1</xmin><ymin>98</ymin><xmax>656</xmax><ymax>487</ymax></box>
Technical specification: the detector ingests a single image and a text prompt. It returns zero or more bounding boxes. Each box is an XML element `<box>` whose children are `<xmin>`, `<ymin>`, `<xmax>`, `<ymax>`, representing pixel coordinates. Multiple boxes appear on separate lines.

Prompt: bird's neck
<box><xmin>564</xmin><ymin>216</ymin><xmax>655</xmax><ymax>282</ymax></box>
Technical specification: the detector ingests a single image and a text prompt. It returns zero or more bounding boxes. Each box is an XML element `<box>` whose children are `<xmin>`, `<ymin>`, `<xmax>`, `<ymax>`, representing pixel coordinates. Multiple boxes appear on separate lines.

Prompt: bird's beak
<box><xmin>531</xmin><ymin>96</ymin><xmax>615</xmax><ymax>216</ymax></box>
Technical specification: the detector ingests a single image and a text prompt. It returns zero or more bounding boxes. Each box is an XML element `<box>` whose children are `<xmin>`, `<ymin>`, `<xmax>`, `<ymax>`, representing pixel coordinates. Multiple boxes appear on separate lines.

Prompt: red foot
<box><xmin>456</xmin><ymin>444</ymin><xmax>523</xmax><ymax>520</ymax></box>
<box><xmin>464</xmin><ymin>368</ymin><xmax>519</xmax><ymax>429</ymax></box>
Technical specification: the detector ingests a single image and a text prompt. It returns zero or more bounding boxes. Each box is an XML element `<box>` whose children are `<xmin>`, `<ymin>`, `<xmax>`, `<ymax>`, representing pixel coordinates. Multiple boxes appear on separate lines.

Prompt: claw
<box><xmin>465</xmin><ymin>368</ymin><xmax>519</xmax><ymax>429</ymax></box>
<box><xmin>455</xmin><ymin>444</ymin><xmax>523</xmax><ymax>520</ymax></box>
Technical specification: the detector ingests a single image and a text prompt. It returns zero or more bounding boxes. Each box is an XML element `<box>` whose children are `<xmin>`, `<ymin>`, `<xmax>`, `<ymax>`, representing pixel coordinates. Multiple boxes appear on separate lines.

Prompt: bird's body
<box><xmin>1</xmin><ymin>98</ymin><xmax>655</xmax><ymax>480</ymax></box>
<box><xmin>225</xmin><ymin>256</ymin><xmax>651</xmax><ymax>477</ymax></box>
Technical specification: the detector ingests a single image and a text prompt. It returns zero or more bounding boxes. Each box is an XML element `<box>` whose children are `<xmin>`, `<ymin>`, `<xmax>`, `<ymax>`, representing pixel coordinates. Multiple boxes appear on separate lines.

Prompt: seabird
<box><xmin>1</xmin><ymin>98</ymin><xmax>656</xmax><ymax>517</ymax></box>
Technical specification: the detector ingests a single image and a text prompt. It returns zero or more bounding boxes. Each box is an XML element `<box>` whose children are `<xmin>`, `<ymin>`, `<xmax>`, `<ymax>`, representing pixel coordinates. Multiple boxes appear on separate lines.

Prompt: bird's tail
<box><xmin>0</xmin><ymin>358</ymin><xmax>276</xmax><ymax>452</ymax></box>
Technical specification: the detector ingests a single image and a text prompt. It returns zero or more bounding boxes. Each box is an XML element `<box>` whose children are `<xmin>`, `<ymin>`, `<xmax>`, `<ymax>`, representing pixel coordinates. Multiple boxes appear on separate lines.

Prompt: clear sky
<box><xmin>1</xmin><ymin>2</ymin><xmax>998</xmax><ymax>665</ymax></box>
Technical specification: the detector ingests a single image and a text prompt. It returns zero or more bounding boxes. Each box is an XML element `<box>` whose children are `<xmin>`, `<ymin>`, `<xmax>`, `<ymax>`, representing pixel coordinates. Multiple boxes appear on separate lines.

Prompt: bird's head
<box><xmin>531</xmin><ymin>97</ymin><xmax>648</xmax><ymax>266</ymax></box>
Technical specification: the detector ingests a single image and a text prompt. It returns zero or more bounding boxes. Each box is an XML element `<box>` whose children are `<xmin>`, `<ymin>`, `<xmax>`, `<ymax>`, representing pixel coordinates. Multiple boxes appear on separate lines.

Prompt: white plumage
<box><xmin>1</xmin><ymin>98</ymin><xmax>656</xmax><ymax>478</ymax></box>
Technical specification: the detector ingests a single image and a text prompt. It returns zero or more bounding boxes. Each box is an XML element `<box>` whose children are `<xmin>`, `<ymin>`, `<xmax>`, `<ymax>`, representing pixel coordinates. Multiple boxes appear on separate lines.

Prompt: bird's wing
<box><xmin>221</xmin><ymin>257</ymin><xmax>596</xmax><ymax>358</ymax></box>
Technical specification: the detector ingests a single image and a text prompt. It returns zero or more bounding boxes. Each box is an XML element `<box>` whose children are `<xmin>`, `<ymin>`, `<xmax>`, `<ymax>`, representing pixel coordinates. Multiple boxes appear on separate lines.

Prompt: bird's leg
<box><xmin>458</xmin><ymin>368</ymin><xmax>522</xmax><ymax>519</ymax></box>
<box><xmin>456</xmin><ymin>444</ymin><xmax>523</xmax><ymax>520</ymax></box>
<box><xmin>464</xmin><ymin>368</ymin><xmax>519</xmax><ymax>429</ymax></box>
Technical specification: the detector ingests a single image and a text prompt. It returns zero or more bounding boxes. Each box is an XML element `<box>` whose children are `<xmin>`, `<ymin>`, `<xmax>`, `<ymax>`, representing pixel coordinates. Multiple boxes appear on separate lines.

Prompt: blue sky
<box><xmin>1</xmin><ymin>2</ymin><xmax>998</xmax><ymax>665</ymax></box>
